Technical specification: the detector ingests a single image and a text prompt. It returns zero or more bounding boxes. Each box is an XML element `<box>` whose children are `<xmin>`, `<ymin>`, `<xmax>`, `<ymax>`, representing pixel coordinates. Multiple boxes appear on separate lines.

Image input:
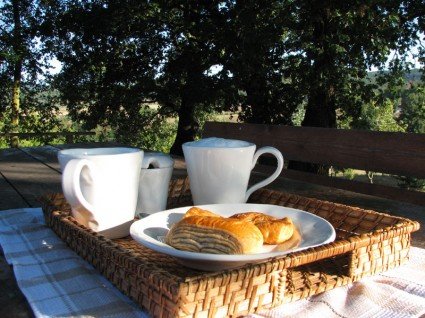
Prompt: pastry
<box><xmin>230</xmin><ymin>211</ymin><xmax>275</xmax><ymax>223</ymax></box>
<box><xmin>183</xmin><ymin>206</ymin><xmax>222</xmax><ymax>218</ymax></box>
<box><xmin>230</xmin><ymin>212</ymin><xmax>294</xmax><ymax>244</ymax></box>
<box><xmin>165</xmin><ymin>215</ymin><xmax>263</xmax><ymax>254</ymax></box>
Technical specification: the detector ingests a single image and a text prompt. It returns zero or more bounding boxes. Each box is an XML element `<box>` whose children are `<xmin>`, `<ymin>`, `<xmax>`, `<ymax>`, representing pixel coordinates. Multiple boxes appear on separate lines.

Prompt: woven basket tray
<box><xmin>41</xmin><ymin>178</ymin><xmax>420</xmax><ymax>318</ymax></box>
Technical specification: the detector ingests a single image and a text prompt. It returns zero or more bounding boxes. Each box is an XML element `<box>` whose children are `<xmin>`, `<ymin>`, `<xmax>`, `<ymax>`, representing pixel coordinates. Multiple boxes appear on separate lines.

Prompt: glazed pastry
<box><xmin>231</xmin><ymin>212</ymin><xmax>294</xmax><ymax>244</ymax></box>
<box><xmin>230</xmin><ymin>211</ymin><xmax>276</xmax><ymax>223</ymax></box>
<box><xmin>183</xmin><ymin>206</ymin><xmax>222</xmax><ymax>218</ymax></box>
<box><xmin>165</xmin><ymin>215</ymin><xmax>263</xmax><ymax>254</ymax></box>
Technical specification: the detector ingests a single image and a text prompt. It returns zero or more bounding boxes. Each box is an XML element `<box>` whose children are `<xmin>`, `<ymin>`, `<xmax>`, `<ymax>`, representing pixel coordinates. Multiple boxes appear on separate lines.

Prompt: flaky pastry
<box><xmin>183</xmin><ymin>206</ymin><xmax>222</xmax><ymax>219</ymax></box>
<box><xmin>165</xmin><ymin>215</ymin><xmax>263</xmax><ymax>254</ymax></box>
<box><xmin>230</xmin><ymin>212</ymin><xmax>294</xmax><ymax>244</ymax></box>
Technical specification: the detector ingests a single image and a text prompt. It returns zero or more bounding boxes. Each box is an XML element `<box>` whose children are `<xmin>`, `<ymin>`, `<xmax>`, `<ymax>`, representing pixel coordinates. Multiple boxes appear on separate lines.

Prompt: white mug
<box><xmin>58</xmin><ymin>147</ymin><xmax>143</xmax><ymax>239</ymax></box>
<box><xmin>136</xmin><ymin>152</ymin><xmax>174</xmax><ymax>217</ymax></box>
<box><xmin>183</xmin><ymin>137</ymin><xmax>284</xmax><ymax>205</ymax></box>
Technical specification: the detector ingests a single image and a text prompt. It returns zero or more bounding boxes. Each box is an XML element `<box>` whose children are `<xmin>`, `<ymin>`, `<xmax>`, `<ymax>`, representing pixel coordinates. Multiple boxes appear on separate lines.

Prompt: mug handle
<box><xmin>142</xmin><ymin>156</ymin><xmax>162</xmax><ymax>169</ymax></box>
<box><xmin>245</xmin><ymin>146</ymin><xmax>284</xmax><ymax>202</ymax></box>
<box><xmin>62</xmin><ymin>158</ymin><xmax>98</xmax><ymax>216</ymax></box>
<box><xmin>142</xmin><ymin>154</ymin><xmax>174</xmax><ymax>169</ymax></box>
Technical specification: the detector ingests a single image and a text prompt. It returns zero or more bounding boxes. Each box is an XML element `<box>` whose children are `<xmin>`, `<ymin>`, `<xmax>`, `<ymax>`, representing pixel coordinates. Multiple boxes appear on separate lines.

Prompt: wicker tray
<box><xmin>41</xmin><ymin>178</ymin><xmax>419</xmax><ymax>318</ymax></box>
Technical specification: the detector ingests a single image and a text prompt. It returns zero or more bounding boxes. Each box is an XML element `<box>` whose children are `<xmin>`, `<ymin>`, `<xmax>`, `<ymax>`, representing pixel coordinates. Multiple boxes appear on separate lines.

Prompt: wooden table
<box><xmin>1</xmin><ymin>143</ymin><xmax>424</xmax><ymax>318</ymax></box>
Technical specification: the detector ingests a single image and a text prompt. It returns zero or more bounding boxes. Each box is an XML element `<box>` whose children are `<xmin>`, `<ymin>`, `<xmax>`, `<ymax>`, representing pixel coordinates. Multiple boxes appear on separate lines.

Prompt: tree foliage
<box><xmin>0</xmin><ymin>0</ymin><xmax>60</xmax><ymax>142</ymax></box>
<box><xmin>395</xmin><ymin>83</ymin><xmax>425</xmax><ymax>189</ymax></box>
<box><xmin>154</xmin><ymin>1</ymin><xmax>229</xmax><ymax>154</ymax></box>
<box><xmin>52</xmin><ymin>1</ymin><xmax>162</xmax><ymax>145</ymax></box>
<box><xmin>220</xmin><ymin>0</ymin><xmax>302</xmax><ymax>125</ymax></box>
<box><xmin>401</xmin><ymin>84</ymin><xmax>425</xmax><ymax>134</ymax></box>
<box><xmin>51</xmin><ymin>0</ymin><xmax>230</xmax><ymax>154</ymax></box>
<box><xmin>287</xmin><ymin>0</ymin><xmax>421</xmax><ymax>129</ymax></box>
<box><xmin>0</xmin><ymin>0</ymin><xmax>423</xmax><ymax>160</ymax></box>
<box><xmin>355</xmin><ymin>99</ymin><xmax>405</xmax><ymax>132</ymax></box>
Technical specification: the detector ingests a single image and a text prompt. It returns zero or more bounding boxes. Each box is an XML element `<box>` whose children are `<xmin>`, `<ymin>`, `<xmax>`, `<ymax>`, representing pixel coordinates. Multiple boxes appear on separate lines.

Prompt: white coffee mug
<box><xmin>183</xmin><ymin>137</ymin><xmax>284</xmax><ymax>205</ymax></box>
<box><xmin>136</xmin><ymin>152</ymin><xmax>174</xmax><ymax>217</ymax></box>
<box><xmin>58</xmin><ymin>147</ymin><xmax>143</xmax><ymax>239</ymax></box>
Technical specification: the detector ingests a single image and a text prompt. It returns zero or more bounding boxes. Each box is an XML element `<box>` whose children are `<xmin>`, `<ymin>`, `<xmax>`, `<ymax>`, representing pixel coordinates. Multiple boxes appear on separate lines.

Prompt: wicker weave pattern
<box><xmin>41</xmin><ymin>178</ymin><xmax>419</xmax><ymax>318</ymax></box>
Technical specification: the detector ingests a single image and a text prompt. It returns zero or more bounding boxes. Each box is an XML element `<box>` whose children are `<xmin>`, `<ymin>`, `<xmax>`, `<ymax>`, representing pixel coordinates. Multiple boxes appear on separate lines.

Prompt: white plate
<box><xmin>130</xmin><ymin>204</ymin><xmax>336</xmax><ymax>271</ymax></box>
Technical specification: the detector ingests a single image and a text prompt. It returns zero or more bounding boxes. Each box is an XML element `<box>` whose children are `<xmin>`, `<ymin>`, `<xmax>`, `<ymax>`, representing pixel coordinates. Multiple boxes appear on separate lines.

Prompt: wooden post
<box><xmin>10</xmin><ymin>135</ymin><xmax>19</xmax><ymax>148</ymax></box>
<box><xmin>65</xmin><ymin>134</ymin><xmax>74</xmax><ymax>144</ymax></box>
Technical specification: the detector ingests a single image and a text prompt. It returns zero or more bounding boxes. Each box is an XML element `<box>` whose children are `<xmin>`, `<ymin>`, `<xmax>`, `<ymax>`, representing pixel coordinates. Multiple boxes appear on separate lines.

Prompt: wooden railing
<box><xmin>203</xmin><ymin>122</ymin><xmax>425</xmax><ymax>206</ymax></box>
<box><xmin>0</xmin><ymin>131</ymin><xmax>96</xmax><ymax>147</ymax></box>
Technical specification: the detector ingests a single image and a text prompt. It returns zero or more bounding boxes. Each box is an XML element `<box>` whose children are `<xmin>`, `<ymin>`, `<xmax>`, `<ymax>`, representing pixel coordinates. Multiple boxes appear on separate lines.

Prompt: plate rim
<box><xmin>130</xmin><ymin>203</ymin><xmax>336</xmax><ymax>262</ymax></box>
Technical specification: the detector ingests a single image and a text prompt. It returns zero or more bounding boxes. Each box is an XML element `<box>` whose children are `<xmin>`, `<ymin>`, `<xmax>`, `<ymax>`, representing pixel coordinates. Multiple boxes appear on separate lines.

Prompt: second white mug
<box><xmin>136</xmin><ymin>152</ymin><xmax>174</xmax><ymax>217</ymax></box>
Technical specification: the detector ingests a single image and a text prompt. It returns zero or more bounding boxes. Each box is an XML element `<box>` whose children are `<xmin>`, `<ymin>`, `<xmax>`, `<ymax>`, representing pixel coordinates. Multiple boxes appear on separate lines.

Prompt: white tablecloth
<box><xmin>1</xmin><ymin>208</ymin><xmax>424</xmax><ymax>318</ymax></box>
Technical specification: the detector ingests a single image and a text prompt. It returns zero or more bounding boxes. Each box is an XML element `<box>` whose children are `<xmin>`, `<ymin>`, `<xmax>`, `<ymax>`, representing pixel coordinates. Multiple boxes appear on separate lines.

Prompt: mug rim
<box><xmin>58</xmin><ymin>147</ymin><xmax>142</xmax><ymax>157</ymax></box>
<box><xmin>141</xmin><ymin>165</ymin><xmax>174</xmax><ymax>171</ymax></box>
<box><xmin>142</xmin><ymin>152</ymin><xmax>174</xmax><ymax>169</ymax></box>
<box><xmin>183</xmin><ymin>138</ymin><xmax>255</xmax><ymax>149</ymax></box>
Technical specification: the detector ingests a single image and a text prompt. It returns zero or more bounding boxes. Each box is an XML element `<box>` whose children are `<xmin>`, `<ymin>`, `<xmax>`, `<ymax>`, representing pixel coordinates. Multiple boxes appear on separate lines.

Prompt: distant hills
<box><xmin>367</xmin><ymin>68</ymin><xmax>423</xmax><ymax>84</ymax></box>
<box><xmin>404</xmin><ymin>69</ymin><xmax>423</xmax><ymax>82</ymax></box>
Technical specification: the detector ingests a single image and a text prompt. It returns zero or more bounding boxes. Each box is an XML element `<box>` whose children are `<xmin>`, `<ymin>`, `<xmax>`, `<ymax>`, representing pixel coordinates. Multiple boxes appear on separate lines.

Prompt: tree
<box><xmin>10</xmin><ymin>0</ymin><xmax>23</xmax><ymax>147</ymax></box>
<box><xmin>401</xmin><ymin>84</ymin><xmax>425</xmax><ymax>134</ymax></box>
<box><xmin>52</xmin><ymin>0</ymin><xmax>163</xmax><ymax>147</ymax></box>
<box><xmin>354</xmin><ymin>98</ymin><xmax>406</xmax><ymax>183</ymax></box>
<box><xmin>292</xmin><ymin>1</ymin><xmax>421</xmax><ymax>128</ymax></box>
<box><xmin>405</xmin><ymin>0</ymin><xmax>424</xmax><ymax>79</ymax></box>
<box><xmin>282</xmin><ymin>0</ymin><xmax>422</xmax><ymax>173</ymax></box>
<box><xmin>53</xmin><ymin>0</ymin><xmax>229</xmax><ymax>155</ymax></box>
<box><xmin>212</xmin><ymin>1</ymin><xmax>422</xmax><ymax>174</ymax></box>
<box><xmin>355</xmin><ymin>99</ymin><xmax>405</xmax><ymax>133</ymax></box>
<box><xmin>155</xmin><ymin>1</ymin><xmax>229</xmax><ymax>155</ymax></box>
<box><xmin>396</xmin><ymin>83</ymin><xmax>425</xmax><ymax>189</ymax></box>
<box><xmin>221</xmin><ymin>0</ymin><xmax>302</xmax><ymax>125</ymax></box>
<box><xmin>0</xmin><ymin>0</ymin><xmax>60</xmax><ymax>146</ymax></box>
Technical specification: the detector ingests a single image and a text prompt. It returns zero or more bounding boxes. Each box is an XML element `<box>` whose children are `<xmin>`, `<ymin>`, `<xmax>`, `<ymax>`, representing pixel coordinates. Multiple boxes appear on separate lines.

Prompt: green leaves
<box><xmin>1</xmin><ymin>0</ymin><xmax>422</xmax><ymax>154</ymax></box>
<box><xmin>401</xmin><ymin>84</ymin><xmax>425</xmax><ymax>134</ymax></box>
<box><xmin>356</xmin><ymin>99</ymin><xmax>405</xmax><ymax>132</ymax></box>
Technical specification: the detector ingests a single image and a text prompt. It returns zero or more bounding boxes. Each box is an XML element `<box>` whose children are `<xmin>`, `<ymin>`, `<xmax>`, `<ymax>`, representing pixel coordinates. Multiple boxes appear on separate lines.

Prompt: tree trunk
<box><xmin>288</xmin><ymin>4</ymin><xmax>336</xmax><ymax>174</ymax></box>
<box><xmin>302</xmin><ymin>86</ymin><xmax>336</xmax><ymax>128</ymax></box>
<box><xmin>11</xmin><ymin>62</ymin><xmax>22</xmax><ymax>148</ymax></box>
<box><xmin>168</xmin><ymin>5</ymin><xmax>198</xmax><ymax>156</ymax></box>
<box><xmin>302</xmin><ymin>5</ymin><xmax>337</xmax><ymax>129</ymax></box>
<box><xmin>169</xmin><ymin>48</ymin><xmax>202</xmax><ymax>156</ymax></box>
<box><xmin>169</xmin><ymin>96</ymin><xmax>199</xmax><ymax>156</ymax></box>
<box><xmin>243</xmin><ymin>82</ymin><xmax>270</xmax><ymax>125</ymax></box>
<box><xmin>11</xmin><ymin>0</ymin><xmax>22</xmax><ymax>148</ymax></box>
